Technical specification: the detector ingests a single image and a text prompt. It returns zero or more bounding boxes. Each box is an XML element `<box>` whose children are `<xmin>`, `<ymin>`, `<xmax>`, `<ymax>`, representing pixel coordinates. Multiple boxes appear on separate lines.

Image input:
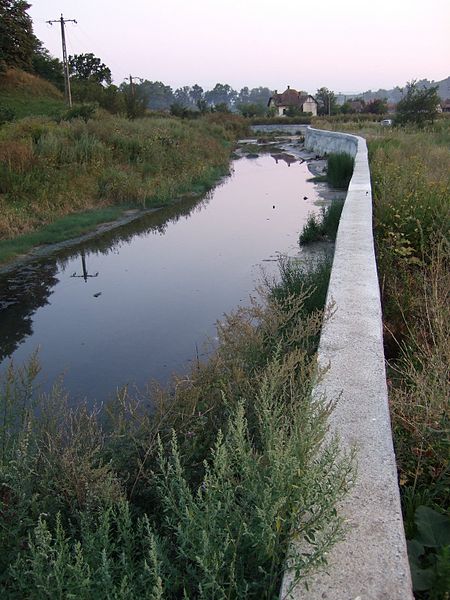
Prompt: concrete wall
<box><xmin>250</xmin><ymin>124</ymin><xmax>308</xmax><ymax>135</ymax></box>
<box><xmin>281</xmin><ymin>128</ymin><xmax>414</xmax><ymax>599</ymax></box>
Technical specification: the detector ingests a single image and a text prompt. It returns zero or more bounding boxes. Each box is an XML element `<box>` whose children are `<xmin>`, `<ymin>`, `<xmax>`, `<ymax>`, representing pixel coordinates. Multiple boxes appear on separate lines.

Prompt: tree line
<box><xmin>0</xmin><ymin>1</ymin><xmax>441</xmax><ymax>125</ymax></box>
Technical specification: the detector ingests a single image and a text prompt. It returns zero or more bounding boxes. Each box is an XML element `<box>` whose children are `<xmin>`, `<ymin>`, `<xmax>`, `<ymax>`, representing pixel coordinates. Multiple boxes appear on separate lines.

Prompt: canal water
<box><xmin>0</xmin><ymin>152</ymin><xmax>330</xmax><ymax>405</ymax></box>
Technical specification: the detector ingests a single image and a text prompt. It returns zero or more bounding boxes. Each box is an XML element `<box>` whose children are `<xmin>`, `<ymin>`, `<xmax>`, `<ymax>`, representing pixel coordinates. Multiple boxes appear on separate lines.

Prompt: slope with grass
<box><xmin>0</xmin><ymin>68</ymin><xmax>65</xmax><ymax>119</ymax></box>
<box><xmin>0</xmin><ymin>71</ymin><xmax>247</xmax><ymax>265</ymax></box>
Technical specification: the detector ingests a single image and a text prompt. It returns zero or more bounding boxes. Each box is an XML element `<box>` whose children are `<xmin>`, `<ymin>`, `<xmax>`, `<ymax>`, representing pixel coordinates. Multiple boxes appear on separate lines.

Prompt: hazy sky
<box><xmin>29</xmin><ymin>0</ymin><xmax>449</xmax><ymax>94</ymax></box>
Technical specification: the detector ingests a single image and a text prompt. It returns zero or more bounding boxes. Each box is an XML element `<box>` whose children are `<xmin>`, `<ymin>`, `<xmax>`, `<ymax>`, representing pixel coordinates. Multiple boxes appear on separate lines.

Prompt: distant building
<box><xmin>268</xmin><ymin>86</ymin><xmax>318</xmax><ymax>116</ymax></box>
<box><xmin>440</xmin><ymin>99</ymin><xmax>450</xmax><ymax>112</ymax></box>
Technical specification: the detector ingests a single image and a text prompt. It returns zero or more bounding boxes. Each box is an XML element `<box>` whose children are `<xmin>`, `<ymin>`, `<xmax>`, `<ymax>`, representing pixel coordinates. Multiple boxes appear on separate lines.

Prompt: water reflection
<box><xmin>0</xmin><ymin>192</ymin><xmax>213</xmax><ymax>363</ymax></box>
<box><xmin>71</xmin><ymin>251</ymin><xmax>99</xmax><ymax>282</ymax></box>
<box><xmin>0</xmin><ymin>156</ymin><xmax>326</xmax><ymax>403</ymax></box>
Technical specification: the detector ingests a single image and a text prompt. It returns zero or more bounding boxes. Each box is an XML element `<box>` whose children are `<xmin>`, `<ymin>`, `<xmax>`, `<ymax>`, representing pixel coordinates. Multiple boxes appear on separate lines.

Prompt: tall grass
<box><xmin>0</xmin><ymin>113</ymin><xmax>247</xmax><ymax>259</ymax></box>
<box><xmin>326</xmin><ymin>153</ymin><xmax>354</xmax><ymax>189</ymax></box>
<box><xmin>0</xmin><ymin>260</ymin><xmax>350</xmax><ymax>598</ymax></box>
<box><xmin>368</xmin><ymin>119</ymin><xmax>450</xmax><ymax>599</ymax></box>
<box><xmin>299</xmin><ymin>200</ymin><xmax>345</xmax><ymax>245</ymax></box>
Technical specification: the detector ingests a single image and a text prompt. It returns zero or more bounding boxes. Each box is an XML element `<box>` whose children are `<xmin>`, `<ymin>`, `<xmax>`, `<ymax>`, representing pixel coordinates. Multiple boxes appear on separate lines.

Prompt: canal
<box><xmin>0</xmin><ymin>148</ymin><xmax>332</xmax><ymax>404</ymax></box>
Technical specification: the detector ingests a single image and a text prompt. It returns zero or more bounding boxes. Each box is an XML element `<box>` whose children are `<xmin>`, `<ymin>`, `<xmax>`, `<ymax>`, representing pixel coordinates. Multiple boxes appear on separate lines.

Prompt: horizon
<box><xmin>29</xmin><ymin>0</ymin><xmax>450</xmax><ymax>95</ymax></box>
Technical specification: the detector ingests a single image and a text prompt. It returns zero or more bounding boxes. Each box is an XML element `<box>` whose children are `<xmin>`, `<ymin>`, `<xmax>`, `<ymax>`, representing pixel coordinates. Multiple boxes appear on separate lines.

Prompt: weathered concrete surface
<box><xmin>281</xmin><ymin>128</ymin><xmax>413</xmax><ymax>599</ymax></box>
<box><xmin>250</xmin><ymin>123</ymin><xmax>309</xmax><ymax>135</ymax></box>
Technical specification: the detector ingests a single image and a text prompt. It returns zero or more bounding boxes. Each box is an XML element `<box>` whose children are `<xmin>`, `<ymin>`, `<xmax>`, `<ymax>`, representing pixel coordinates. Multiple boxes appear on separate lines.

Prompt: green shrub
<box><xmin>63</xmin><ymin>103</ymin><xmax>97</xmax><ymax>123</ymax></box>
<box><xmin>0</xmin><ymin>106</ymin><xmax>16</xmax><ymax>125</ymax></box>
<box><xmin>326</xmin><ymin>153</ymin><xmax>354</xmax><ymax>188</ymax></box>
<box><xmin>6</xmin><ymin>356</ymin><xmax>351</xmax><ymax>599</ymax></box>
<box><xmin>0</xmin><ymin>253</ymin><xmax>350</xmax><ymax>598</ymax></box>
<box><xmin>299</xmin><ymin>200</ymin><xmax>345</xmax><ymax>245</ymax></box>
<box><xmin>269</xmin><ymin>255</ymin><xmax>332</xmax><ymax>321</ymax></box>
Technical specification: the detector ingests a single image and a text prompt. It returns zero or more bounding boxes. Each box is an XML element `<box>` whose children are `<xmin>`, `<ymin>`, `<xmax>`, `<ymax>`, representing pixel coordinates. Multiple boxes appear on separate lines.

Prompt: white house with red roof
<box><xmin>268</xmin><ymin>86</ymin><xmax>318</xmax><ymax>116</ymax></box>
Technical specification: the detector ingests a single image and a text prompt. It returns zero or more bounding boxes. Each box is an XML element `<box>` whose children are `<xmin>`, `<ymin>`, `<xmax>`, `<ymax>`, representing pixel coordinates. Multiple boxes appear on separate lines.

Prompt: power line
<box><xmin>46</xmin><ymin>14</ymin><xmax>77</xmax><ymax>107</ymax></box>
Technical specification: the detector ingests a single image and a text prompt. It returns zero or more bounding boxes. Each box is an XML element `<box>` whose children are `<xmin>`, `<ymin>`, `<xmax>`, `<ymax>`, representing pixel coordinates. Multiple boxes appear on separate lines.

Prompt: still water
<box><xmin>0</xmin><ymin>154</ymin><xmax>327</xmax><ymax>404</ymax></box>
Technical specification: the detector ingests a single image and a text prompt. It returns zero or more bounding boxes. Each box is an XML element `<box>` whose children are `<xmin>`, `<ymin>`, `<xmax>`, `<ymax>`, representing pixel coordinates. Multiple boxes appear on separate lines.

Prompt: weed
<box><xmin>0</xmin><ymin>258</ymin><xmax>348</xmax><ymax>598</ymax></box>
<box><xmin>0</xmin><ymin>113</ymin><xmax>242</xmax><ymax>260</ymax></box>
<box><xmin>326</xmin><ymin>153</ymin><xmax>354</xmax><ymax>189</ymax></box>
<box><xmin>299</xmin><ymin>200</ymin><xmax>345</xmax><ymax>245</ymax></box>
<box><xmin>366</xmin><ymin>120</ymin><xmax>450</xmax><ymax>599</ymax></box>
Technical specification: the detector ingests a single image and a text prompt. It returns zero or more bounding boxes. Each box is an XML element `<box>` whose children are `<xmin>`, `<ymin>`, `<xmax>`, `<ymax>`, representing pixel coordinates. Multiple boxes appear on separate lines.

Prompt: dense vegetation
<box><xmin>369</xmin><ymin>122</ymin><xmax>450</xmax><ymax>598</ymax></box>
<box><xmin>299</xmin><ymin>199</ymin><xmax>345</xmax><ymax>246</ymax></box>
<box><xmin>0</xmin><ymin>85</ymin><xmax>247</xmax><ymax>263</ymax></box>
<box><xmin>322</xmin><ymin>118</ymin><xmax>449</xmax><ymax>599</ymax></box>
<box><xmin>0</xmin><ymin>252</ymin><xmax>351</xmax><ymax>598</ymax></box>
<box><xmin>1</xmin><ymin>13</ymin><xmax>351</xmax><ymax>589</ymax></box>
<box><xmin>371</xmin><ymin>123</ymin><xmax>449</xmax><ymax>599</ymax></box>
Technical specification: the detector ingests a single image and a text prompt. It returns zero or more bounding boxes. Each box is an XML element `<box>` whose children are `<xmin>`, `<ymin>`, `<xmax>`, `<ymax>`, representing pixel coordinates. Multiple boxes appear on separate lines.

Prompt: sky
<box><xmin>29</xmin><ymin>0</ymin><xmax>450</xmax><ymax>94</ymax></box>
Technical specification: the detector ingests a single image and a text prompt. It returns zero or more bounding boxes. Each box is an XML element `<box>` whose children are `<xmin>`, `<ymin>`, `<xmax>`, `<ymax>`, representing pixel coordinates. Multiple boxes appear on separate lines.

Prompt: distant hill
<box><xmin>0</xmin><ymin>68</ymin><xmax>65</xmax><ymax>118</ymax></box>
<box><xmin>336</xmin><ymin>76</ymin><xmax>450</xmax><ymax>105</ymax></box>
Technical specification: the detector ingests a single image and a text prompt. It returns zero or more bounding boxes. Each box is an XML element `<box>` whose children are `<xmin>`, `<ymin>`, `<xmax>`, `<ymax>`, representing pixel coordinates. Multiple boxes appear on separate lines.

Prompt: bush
<box><xmin>269</xmin><ymin>255</ymin><xmax>333</xmax><ymax>320</ymax></box>
<box><xmin>395</xmin><ymin>81</ymin><xmax>440</xmax><ymax>127</ymax></box>
<box><xmin>368</xmin><ymin>122</ymin><xmax>450</xmax><ymax>599</ymax></box>
<box><xmin>63</xmin><ymin>103</ymin><xmax>97</xmax><ymax>123</ymax></box>
<box><xmin>326</xmin><ymin>153</ymin><xmax>354</xmax><ymax>188</ymax></box>
<box><xmin>0</xmin><ymin>106</ymin><xmax>16</xmax><ymax>125</ymax></box>
<box><xmin>299</xmin><ymin>200</ymin><xmax>345</xmax><ymax>245</ymax></box>
<box><xmin>0</xmin><ymin>259</ymin><xmax>351</xmax><ymax>598</ymax></box>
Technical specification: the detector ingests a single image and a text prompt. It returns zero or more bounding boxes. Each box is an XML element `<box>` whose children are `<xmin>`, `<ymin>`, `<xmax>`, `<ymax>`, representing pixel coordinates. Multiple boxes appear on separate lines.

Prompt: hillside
<box><xmin>0</xmin><ymin>68</ymin><xmax>65</xmax><ymax>118</ymax></box>
<box><xmin>337</xmin><ymin>75</ymin><xmax>450</xmax><ymax>104</ymax></box>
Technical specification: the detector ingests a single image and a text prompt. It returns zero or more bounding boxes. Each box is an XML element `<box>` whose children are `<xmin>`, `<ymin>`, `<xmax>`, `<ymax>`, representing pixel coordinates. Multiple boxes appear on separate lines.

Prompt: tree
<box><xmin>238</xmin><ymin>86</ymin><xmax>250</xmax><ymax>105</ymax></box>
<box><xmin>189</xmin><ymin>84</ymin><xmax>204</xmax><ymax>106</ymax></box>
<box><xmin>32</xmin><ymin>43</ymin><xmax>64</xmax><ymax>89</ymax></box>
<box><xmin>238</xmin><ymin>102</ymin><xmax>266</xmax><ymax>118</ymax></box>
<box><xmin>140</xmin><ymin>80</ymin><xmax>174</xmax><ymax>110</ymax></box>
<box><xmin>174</xmin><ymin>86</ymin><xmax>193</xmax><ymax>108</ymax></box>
<box><xmin>340</xmin><ymin>101</ymin><xmax>353</xmax><ymax>115</ymax></box>
<box><xmin>247</xmin><ymin>87</ymin><xmax>272</xmax><ymax>105</ymax></box>
<box><xmin>365</xmin><ymin>98</ymin><xmax>387</xmax><ymax>114</ymax></box>
<box><xmin>120</xmin><ymin>80</ymin><xmax>149</xmax><ymax>119</ymax></box>
<box><xmin>0</xmin><ymin>0</ymin><xmax>38</xmax><ymax>72</ymax></box>
<box><xmin>395</xmin><ymin>81</ymin><xmax>439</xmax><ymax>126</ymax></box>
<box><xmin>316</xmin><ymin>87</ymin><xmax>337</xmax><ymax>116</ymax></box>
<box><xmin>68</xmin><ymin>53</ymin><xmax>112</xmax><ymax>85</ymax></box>
<box><xmin>205</xmin><ymin>83</ymin><xmax>237</xmax><ymax>109</ymax></box>
<box><xmin>238</xmin><ymin>86</ymin><xmax>272</xmax><ymax>105</ymax></box>
<box><xmin>196</xmin><ymin>98</ymin><xmax>209</xmax><ymax>114</ymax></box>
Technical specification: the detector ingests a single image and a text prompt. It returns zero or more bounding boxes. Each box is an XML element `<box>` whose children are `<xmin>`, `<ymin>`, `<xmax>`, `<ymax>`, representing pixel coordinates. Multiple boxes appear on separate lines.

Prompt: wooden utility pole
<box><xmin>46</xmin><ymin>14</ymin><xmax>77</xmax><ymax>107</ymax></box>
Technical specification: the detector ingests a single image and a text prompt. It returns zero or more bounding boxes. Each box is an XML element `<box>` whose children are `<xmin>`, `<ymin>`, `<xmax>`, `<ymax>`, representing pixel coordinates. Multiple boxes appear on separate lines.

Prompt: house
<box><xmin>440</xmin><ymin>99</ymin><xmax>450</xmax><ymax>112</ymax></box>
<box><xmin>268</xmin><ymin>86</ymin><xmax>318</xmax><ymax>116</ymax></box>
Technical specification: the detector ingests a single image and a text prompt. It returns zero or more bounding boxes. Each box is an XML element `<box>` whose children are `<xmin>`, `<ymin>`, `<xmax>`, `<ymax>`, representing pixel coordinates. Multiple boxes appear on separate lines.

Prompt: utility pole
<box><xmin>127</xmin><ymin>75</ymin><xmax>144</xmax><ymax>118</ymax></box>
<box><xmin>47</xmin><ymin>14</ymin><xmax>77</xmax><ymax>107</ymax></box>
<box><xmin>71</xmin><ymin>250</ymin><xmax>99</xmax><ymax>283</ymax></box>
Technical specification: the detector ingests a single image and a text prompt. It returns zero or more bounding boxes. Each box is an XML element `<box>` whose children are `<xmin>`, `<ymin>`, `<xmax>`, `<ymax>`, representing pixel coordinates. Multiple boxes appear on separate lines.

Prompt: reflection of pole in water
<box><xmin>71</xmin><ymin>250</ymin><xmax>99</xmax><ymax>282</ymax></box>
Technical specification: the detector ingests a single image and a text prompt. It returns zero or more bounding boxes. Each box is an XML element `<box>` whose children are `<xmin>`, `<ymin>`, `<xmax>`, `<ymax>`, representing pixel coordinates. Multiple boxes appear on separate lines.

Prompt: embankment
<box><xmin>281</xmin><ymin>127</ymin><xmax>414</xmax><ymax>599</ymax></box>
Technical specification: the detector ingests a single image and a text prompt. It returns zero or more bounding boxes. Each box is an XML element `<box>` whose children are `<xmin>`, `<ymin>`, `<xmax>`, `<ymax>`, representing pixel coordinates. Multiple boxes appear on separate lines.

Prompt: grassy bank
<box><xmin>0</xmin><ymin>69</ymin><xmax>66</xmax><ymax>120</ymax></box>
<box><xmin>0</xmin><ymin>256</ymin><xmax>350</xmax><ymax>598</ymax></box>
<box><xmin>0</xmin><ymin>108</ymin><xmax>247</xmax><ymax>264</ymax></box>
<box><xmin>368</xmin><ymin>121</ymin><xmax>449</xmax><ymax>598</ymax></box>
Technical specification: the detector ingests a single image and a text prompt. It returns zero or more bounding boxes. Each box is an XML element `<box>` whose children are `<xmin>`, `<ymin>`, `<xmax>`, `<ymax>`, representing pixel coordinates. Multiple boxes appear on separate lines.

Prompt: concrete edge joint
<box><xmin>280</xmin><ymin>127</ymin><xmax>414</xmax><ymax>599</ymax></box>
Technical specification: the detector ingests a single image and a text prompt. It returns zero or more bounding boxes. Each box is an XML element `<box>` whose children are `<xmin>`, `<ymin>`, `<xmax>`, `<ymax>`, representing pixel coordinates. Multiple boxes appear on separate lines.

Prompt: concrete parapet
<box><xmin>281</xmin><ymin>128</ymin><xmax>413</xmax><ymax>599</ymax></box>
